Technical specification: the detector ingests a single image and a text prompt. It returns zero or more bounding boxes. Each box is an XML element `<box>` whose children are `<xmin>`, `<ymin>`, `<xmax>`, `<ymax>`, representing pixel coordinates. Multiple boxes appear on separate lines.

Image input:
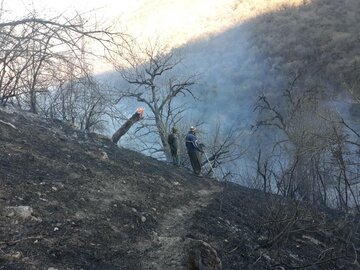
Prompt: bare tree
<box><xmin>37</xmin><ymin>60</ymin><xmax>110</xmax><ymax>133</ymax></box>
<box><xmin>254</xmin><ymin>72</ymin><xmax>332</xmax><ymax>201</ymax></box>
<box><xmin>0</xmin><ymin>9</ymin><xmax>124</xmax><ymax>111</ymax></box>
<box><xmin>253</xmin><ymin>69</ymin><xmax>360</xmax><ymax>212</ymax></box>
<box><xmin>112</xmin><ymin>41</ymin><xmax>196</xmax><ymax>159</ymax></box>
<box><xmin>199</xmin><ymin>122</ymin><xmax>245</xmax><ymax>180</ymax></box>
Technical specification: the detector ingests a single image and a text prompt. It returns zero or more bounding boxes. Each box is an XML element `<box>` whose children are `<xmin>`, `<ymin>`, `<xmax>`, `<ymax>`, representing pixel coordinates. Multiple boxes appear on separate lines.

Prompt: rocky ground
<box><xmin>0</xmin><ymin>107</ymin><xmax>359</xmax><ymax>270</ymax></box>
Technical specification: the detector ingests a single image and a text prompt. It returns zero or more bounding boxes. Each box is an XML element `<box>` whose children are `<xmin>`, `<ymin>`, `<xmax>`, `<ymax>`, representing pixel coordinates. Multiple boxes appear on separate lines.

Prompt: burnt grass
<box><xmin>0</xmin><ymin>107</ymin><xmax>359</xmax><ymax>270</ymax></box>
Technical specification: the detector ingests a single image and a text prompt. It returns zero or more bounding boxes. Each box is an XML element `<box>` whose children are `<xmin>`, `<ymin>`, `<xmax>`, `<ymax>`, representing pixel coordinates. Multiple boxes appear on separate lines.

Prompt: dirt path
<box><xmin>142</xmin><ymin>185</ymin><xmax>223</xmax><ymax>269</ymax></box>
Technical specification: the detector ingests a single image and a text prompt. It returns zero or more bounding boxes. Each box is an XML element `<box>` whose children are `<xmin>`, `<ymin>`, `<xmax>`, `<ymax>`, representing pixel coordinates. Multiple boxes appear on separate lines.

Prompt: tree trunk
<box><xmin>112</xmin><ymin>109</ymin><xmax>144</xmax><ymax>144</ymax></box>
<box><xmin>154</xmin><ymin>116</ymin><xmax>171</xmax><ymax>161</ymax></box>
<box><xmin>30</xmin><ymin>89</ymin><xmax>37</xmax><ymax>114</ymax></box>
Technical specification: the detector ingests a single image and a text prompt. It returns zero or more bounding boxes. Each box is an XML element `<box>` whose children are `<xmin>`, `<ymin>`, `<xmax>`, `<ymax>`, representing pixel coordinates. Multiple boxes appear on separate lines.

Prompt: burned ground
<box><xmin>0</xmin><ymin>107</ymin><xmax>359</xmax><ymax>270</ymax></box>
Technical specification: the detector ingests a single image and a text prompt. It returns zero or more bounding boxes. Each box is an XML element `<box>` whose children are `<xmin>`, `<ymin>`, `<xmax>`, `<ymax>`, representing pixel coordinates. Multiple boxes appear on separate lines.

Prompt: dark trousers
<box><xmin>188</xmin><ymin>150</ymin><xmax>201</xmax><ymax>175</ymax></box>
<box><xmin>171</xmin><ymin>149</ymin><xmax>179</xmax><ymax>166</ymax></box>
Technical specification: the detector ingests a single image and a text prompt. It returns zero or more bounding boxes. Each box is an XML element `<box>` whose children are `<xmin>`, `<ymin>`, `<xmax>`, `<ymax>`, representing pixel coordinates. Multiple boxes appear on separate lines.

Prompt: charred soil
<box><xmin>0</xmin><ymin>107</ymin><xmax>359</xmax><ymax>270</ymax></box>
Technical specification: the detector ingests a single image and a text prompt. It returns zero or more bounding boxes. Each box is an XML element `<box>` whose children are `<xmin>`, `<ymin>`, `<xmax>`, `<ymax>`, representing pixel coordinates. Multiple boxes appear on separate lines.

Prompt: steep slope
<box><xmin>0</xmin><ymin>107</ymin><xmax>223</xmax><ymax>269</ymax></box>
<box><xmin>0</xmin><ymin>107</ymin><xmax>359</xmax><ymax>269</ymax></box>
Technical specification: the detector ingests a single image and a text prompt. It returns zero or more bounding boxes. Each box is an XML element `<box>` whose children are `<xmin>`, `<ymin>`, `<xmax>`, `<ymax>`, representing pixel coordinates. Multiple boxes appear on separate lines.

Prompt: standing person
<box><xmin>167</xmin><ymin>127</ymin><xmax>179</xmax><ymax>166</ymax></box>
<box><xmin>185</xmin><ymin>126</ymin><xmax>203</xmax><ymax>175</ymax></box>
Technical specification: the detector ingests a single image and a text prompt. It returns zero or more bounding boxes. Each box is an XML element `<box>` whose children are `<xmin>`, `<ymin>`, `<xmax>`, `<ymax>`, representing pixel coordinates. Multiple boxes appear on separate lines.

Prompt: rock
<box><xmin>0</xmin><ymin>190</ymin><xmax>9</xmax><ymax>200</ymax></box>
<box><xmin>5</xmin><ymin>206</ymin><xmax>34</xmax><ymax>219</ymax></box>
<box><xmin>4</xmin><ymin>251</ymin><xmax>22</xmax><ymax>261</ymax></box>
<box><xmin>68</xmin><ymin>172</ymin><xmax>81</xmax><ymax>180</ymax></box>
<box><xmin>141</xmin><ymin>216</ymin><xmax>147</xmax><ymax>223</ymax></box>
<box><xmin>184</xmin><ymin>239</ymin><xmax>222</xmax><ymax>270</ymax></box>
<box><xmin>100</xmin><ymin>151</ymin><xmax>109</xmax><ymax>160</ymax></box>
<box><xmin>6</xmin><ymin>210</ymin><xmax>15</xmax><ymax>217</ymax></box>
<box><xmin>11</xmin><ymin>251</ymin><xmax>21</xmax><ymax>259</ymax></box>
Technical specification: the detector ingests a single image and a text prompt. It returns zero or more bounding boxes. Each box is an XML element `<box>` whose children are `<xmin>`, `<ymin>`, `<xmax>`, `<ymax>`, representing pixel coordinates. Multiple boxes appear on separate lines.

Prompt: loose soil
<box><xmin>0</xmin><ymin>107</ymin><xmax>359</xmax><ymax>269</ymax></box>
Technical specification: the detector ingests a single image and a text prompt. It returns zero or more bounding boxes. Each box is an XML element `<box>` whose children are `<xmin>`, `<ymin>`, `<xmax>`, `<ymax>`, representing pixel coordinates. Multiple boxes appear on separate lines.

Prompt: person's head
<box><xmin>172</xmin><ymin>127</ymin><xmax>178</xmax><ymax>133</ymax></box>
<box><xmin>189</xmin><ymin>126</ymin><xmax>196</xmax><ymax>134</ymax></box>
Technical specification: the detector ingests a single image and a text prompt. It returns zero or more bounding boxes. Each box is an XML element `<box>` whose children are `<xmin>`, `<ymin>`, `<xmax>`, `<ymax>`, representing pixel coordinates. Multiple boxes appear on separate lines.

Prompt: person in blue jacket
<box><xmin>185</xmin><ymin>126</ymin><xmax>203</xmax><ymax>175</ymax></box>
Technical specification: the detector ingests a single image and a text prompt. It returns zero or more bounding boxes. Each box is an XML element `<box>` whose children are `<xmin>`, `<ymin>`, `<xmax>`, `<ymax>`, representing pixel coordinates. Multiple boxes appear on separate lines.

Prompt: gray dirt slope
<box><xmin>0</xmin><ymin>107</ymin><xmax>359</xmax><ymax>270</ymax></box>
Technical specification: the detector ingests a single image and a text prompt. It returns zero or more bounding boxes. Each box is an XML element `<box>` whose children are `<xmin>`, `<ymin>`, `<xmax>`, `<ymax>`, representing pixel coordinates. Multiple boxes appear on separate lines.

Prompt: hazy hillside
<box><xmin>177</xmin><ymin>23</ymin><xmax>280</xmax><ymax>129</ymax></box>
<box><xmin>94</xmin><ymin>0</ymin><xmax>360</xmax><ymax>189</ymax></box>
<box><xmin>169</xmin><ymin>0</ymin><xmax>360</xmax><ymax>184</ymax></box>
<box><xmin>176</xmin><ymin>0</ymin><xmax>360</xmax><ymax>123</ymax></box>
<box><xmin>0</xmin><ymin>107</ymin><xmax>359</xmax><ymax>269</ymax></box>
<box><xmin>103</xmin><ymin>0</ymin><xmax>360</xmax><ymax>131</ymax></box>
<box><xmin>252</xmin><ymin>0</ymin><xmax>360</xmax><ymax>96</ymax></box>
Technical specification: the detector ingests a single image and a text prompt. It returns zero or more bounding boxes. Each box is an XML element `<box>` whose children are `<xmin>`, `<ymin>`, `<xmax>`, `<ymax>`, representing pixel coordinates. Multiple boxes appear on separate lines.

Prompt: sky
<box><xmin>2</xmin><ymin>0</ymin><xmax>306</xmax><ymax>72</ymax></box>
<box><xmin>2</xmin><ymin>0</ymin><xmax>306</xmax><ymax>46</ymax></box>
<box><xmin>2</xmin><ymin>0</ymin><xmax>243</xmax><ymax>46</ymax></box>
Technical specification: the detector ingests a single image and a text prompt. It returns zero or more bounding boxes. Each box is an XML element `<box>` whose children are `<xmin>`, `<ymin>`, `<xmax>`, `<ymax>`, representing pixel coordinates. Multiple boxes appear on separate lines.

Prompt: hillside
<box><xmin>252</xmin><ymin>0</ymin><xmax>360</xmax><ymax>91</ymax></box>
<box><xmin>183</xmin><ymin>0</ymin><xmax>360</xmax><ymax>123</ymax></box>
<box><xmin>0</xmin><ymin>107</ymin><xmax>359</xmax><ymax>270</ymax></box>
<box><xmin>100</xmin><ymin>0</ymin><xmax>360</xmax><ymax>143</ymax></box>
